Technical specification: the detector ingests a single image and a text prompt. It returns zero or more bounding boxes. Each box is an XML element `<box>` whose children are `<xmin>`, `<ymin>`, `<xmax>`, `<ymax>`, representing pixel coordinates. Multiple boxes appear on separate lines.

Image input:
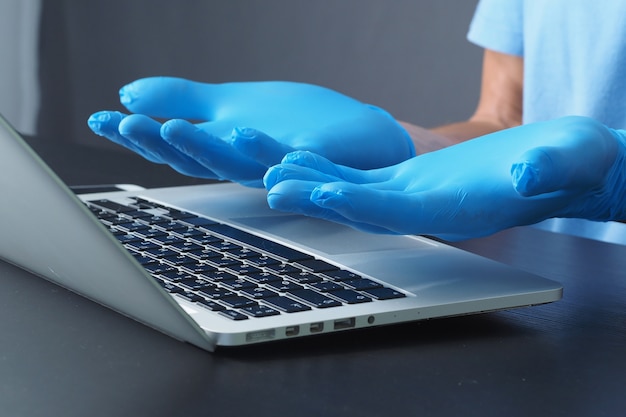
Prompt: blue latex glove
<box><xmin>264</xmin><ymin>116</ymin><xmax>626</xmax><ymax>241</ymax></box>
<box><xmin>87</xmin><ymin>77</ymin><xmax>414</xmax><ymax>187</ymax></box>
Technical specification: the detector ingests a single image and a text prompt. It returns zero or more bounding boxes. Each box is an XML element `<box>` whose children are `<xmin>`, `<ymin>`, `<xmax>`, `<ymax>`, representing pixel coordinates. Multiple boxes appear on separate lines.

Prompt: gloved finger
<box><xmin>119</xmin><ymin>76</ymin><xmax>219</xmax><ymax>120</ymax></box>
<box><xmin>161</xmin><ymin>119</ymin><xmax>267</xmax><ymax>186</ymax></box>
<box><xmin>310</xmin><ymin>182</ymin><xmax>515</xmax><ymax>241</ymax></box>
<box><xmin>87</xmin><ymin>111</ymin><xmax>163</xmax><ymax>163</ymax></box>
<box><xmin>309</xmin><ymin>181</ymin><xmax>475</xmax><ymax>238</ymax></box>
<box><xmin>119</xmin><ymin>114</ymin><xmax>219</xmax><ymax>179</ymax></box>
<box><xmin>309</xmin><ymin>182</ymin><xmax>423</xmax><ymax>234</ymax></box>
<box><xmin>263</xmin><ymin>163</ymin><xmax>344</xmax><ymax>190</ymax></box>
<box><xmin>280</xmin><ymin>150</ymin><xmax>390</xmax><ymax>184</ymax></box>
<box><xmin>229</xmin><ymin>127</ymin><xmax>295</xmax><ymax>166</ymax></box>
<box><xmin>266</xmin><ymin>179</ymin><xmax>392</xmax><ymax>234</ymax></box>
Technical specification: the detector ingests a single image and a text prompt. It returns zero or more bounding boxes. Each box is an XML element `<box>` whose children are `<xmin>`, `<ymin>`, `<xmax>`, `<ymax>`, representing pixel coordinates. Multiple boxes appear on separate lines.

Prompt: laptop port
<box><xmin>309</xmin><ymin>322</ymin><xmax>324</xmax><ymax>333</ymax></box>
<box><xmin>333</xmin><ymin>317</ymin><xmax>355</xmax><ymax>330</ymax></box>
<box><xmin>285</xmin><ymin>325</ymin><xmax>300</xmax><ymax>337</ymax></box>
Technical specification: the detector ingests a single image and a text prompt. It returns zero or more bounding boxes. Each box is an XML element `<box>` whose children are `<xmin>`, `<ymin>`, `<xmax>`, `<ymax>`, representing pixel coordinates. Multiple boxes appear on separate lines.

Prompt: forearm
<box><xmin>398</xmin><ymin>119</ymin><xmax>509</xmax><ymax>155</ymax></box>
<box><xmin>399</xmin><ymin>50</ymin><xmax>524</xmax><ymax>155</ymax></box>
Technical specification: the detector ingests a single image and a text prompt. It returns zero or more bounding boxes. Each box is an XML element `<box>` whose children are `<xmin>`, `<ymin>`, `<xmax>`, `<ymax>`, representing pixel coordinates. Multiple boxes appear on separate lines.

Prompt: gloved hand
<box><xmin>264</xmin><ymin>116</ymin><xmax>626</xmax><ymax>241</ymax></box>
<box><xmin>87</xmin><ymin>77</ymin><xmax>414</xmax><ymax>187</ymax></box>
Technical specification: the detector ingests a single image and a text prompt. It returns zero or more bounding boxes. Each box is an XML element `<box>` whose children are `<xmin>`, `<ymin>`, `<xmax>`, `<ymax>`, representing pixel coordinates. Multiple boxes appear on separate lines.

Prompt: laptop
<box><xmin>0</xmin><ymin>114</ymin><xmax>562</xmax><ymax>352</ymax></box>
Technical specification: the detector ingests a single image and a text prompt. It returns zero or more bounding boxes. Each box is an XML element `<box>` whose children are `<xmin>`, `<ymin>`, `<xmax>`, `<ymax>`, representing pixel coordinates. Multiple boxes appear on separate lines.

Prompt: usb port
<box><xmin>333</xmin><ymin>318</ymin><xmax>355</xmax><ymax>330</ymax></box>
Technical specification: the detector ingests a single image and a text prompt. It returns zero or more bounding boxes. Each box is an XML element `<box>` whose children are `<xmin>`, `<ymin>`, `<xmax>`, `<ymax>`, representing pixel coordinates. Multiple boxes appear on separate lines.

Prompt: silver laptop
<box><xmin>0</xmin><ymin>114</ymin><xmax>562</xmax><ymax>352</ymax></box>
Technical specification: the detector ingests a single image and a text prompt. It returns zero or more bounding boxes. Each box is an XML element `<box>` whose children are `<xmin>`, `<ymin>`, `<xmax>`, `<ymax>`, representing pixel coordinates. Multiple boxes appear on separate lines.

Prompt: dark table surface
<box><xmin>1</xmin><ymin>222</ymin><xmax>624</xmax><ymax>417</ymax></box>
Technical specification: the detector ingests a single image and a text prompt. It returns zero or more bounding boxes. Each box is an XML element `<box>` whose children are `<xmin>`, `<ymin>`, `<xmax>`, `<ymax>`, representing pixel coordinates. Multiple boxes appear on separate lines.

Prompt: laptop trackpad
<box><xmin>231</xmin><ymin>215</ymin><xmax>436</xmax><ymax>255</ymax></box>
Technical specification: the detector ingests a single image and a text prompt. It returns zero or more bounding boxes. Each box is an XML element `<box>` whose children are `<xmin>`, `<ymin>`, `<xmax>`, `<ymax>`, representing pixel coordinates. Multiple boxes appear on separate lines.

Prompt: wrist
<box><xmin>397</xmin><ymin>121</ymin><xmax>458</xmax><ymax>155</ymax></box>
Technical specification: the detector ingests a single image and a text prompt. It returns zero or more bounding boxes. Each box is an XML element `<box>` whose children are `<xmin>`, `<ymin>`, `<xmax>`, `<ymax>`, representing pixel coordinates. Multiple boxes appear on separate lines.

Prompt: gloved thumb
<box><xmin>511</xmin><ymin>143</ymin><xmax>612</xmax><ymax>197</ymax></box>
<box><xmin>511</xmin><ymin>146</ymin><xmax>572</xmax><ymax>196</ymax></box>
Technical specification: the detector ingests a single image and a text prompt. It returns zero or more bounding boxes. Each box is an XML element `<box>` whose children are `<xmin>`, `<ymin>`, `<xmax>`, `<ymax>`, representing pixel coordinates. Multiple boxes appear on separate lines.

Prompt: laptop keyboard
<box><xmin>86</xmin><ymin>197</ymin><xmax>405</xmax><ymax>321</ymax></box>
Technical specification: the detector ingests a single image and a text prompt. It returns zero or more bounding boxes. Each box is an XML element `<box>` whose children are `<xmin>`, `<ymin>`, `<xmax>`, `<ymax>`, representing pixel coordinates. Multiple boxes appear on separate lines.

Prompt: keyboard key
<box><xmin>311</xmin><ymin>280</ymin><xmax>344</xmax><ymax>292</ymax></box>
<box><xmin>241</xmin><ymin>305</ymin><xmax>280</xmax><ymax>317</ymax></box>
<box><xmin>90</xmin><ymin>199</ymin><xmax>135</xmax><ymax>212</ymax></box>
<box><xmin>162</xmin><ymin>209</ymin><xmax>196</xmax><ymax>220</ymax></box>
<box><xmin>198</xmin><ymin>287</ymin><xmax>236</xmax><ymax>299</ymax></box>
<box><xmin>177</xmin><ymin>278</ymin><xmax>215</xmax><ymax>291</ymax></box>
<box><xmin>329</xmin><ymin>289</ymin><xmax>372</xmax><ymax>304</ymax></box>
<box><xmin>198</xmin><ymin>270</ymin><xmax>239</xmax><ymax>282</ymax></box>
<box><xmin>153</xmin><ymin>278</ymin><xmax>183</xmax><ymax>293</ymax></box>
<box><xmin>207</xmin><ymin>240</ymin><xmax>243</xmax><ymax>252</ymax></box>
<box><xmin>151</xmin><ymin>234</ymin><xmax>186</xmax><ymax>246</ymax></box>
<box><xmin>142</xmin><ymin>215</ymin><xmax>173</xmax><ymax>226</ymax></box>
<box><xmin>219</xmin><ymin>309</ymin><xmax>249</xmax><ymax>321</ymax></box>
<box><xmin>131</xmin><ymin>253</ymin><xmax>158</xmax><ymax>265</ymax></box>
<box><xmin>184</xmin><ymin>263</ymin><xmax>221</xmax><ymax>275</ymax></box>
<box><xmin>163</xmin><ymin>254</ymin><xmax>202</xmax><ymax>267</ymax></box>
<box><xmin>223</xmin><ymin>246</ymin><xmax>261</xmax><ymax>259</ymax></box>
<box><xmin>342</xmin><ymin>278</ymin><xmax>383</xmax><ymax>291</ymax></box>
<box><xmin>89</xmin><ymin>207</ymin><xmax>116</xmax><ymax>220</ymax></box>
<box><xmin>160</xmin><ymin>270</ymin><xmax>199</xmax><ymax>282</ymax></box>
<box><xmin>179</xmin><ymin>216</ymin><xmax>218</xmax><ymax>227</ymax></box>
<box><xmin>129</xmin><ymin>198</ymin><xmax>159</xmax><ymax>209</ymax></box>
<box><xmin>226</xmin><ymin>248</ymin><xmax>263</xmax><ymax>260</ymax></box>
<box><xmin>134</xmin><ymin>228</ymin><xmax>168</xmax><ymax>239</ymax></box>
<box><xmin>159</xmin><ymin>221</ymin><xmax>191</xmax><ymax>233</ymax></box>
<box><xmin>266</xmin><ymin>280</ymin><xmax>305</xmax><ymax>292</ymax></box>
<box><xmin>246</xmin><ymin>271</ymin><xmax>282</xmax><ymax>284</ymax></box>
<box><xmin>186</xmin><ymin>232</ymin><xmax>222</xmax><ymax>244</ymax></box>
<box><xmin>117</xmin><ymin>221</ymin><xmax>151</xmax><ymax>233</ymax></box>
<box><xmin>284</xmin><ymin>271</ymin><xmax>323</xmax><ymax>284</ymax></box>
<box><xmin>263</xmin><ymin>296</ymin><xmax>312</xmax><ymax>313</ymax></box>
<box><xmin>265</xmin><ymin>263</ymin><xmax>301</xmax><ymax>275</ymax></box>
<box><xmin>198</xmin><ymin>269</ymin><xmax>239</xmax><ymax>282</ymax></box>
<box><xmin>288</xmin><ymin>289</ymin><xmax>342</xmax><ymax>308</ymax></box>
<box><xmin>220</xmin><ymin>278</ymin><xmax>257</xmax><ymax>291</ymax></box>
<box><xmin>226</xmin><ymin>263</ymin><xmax>263</xmax><ymax>277</ymax></box>
<box><xmin>187</xmin><ymin>248</ymin><xmax>223</xmax><ymax>260</ymax></box>
<box><xmin>176</xmin><ymin>291</ymin><xmax>203</xmax><ymax>302</ymax></box>
<box><xmin>129</xmin><ymin>200</ymin><xmax>155</xmax><ymax>209</ymax></box>
<box><xmin>115</xmin><ymin>233</ymin><xmax>142</xmax><ymax>244</ymax></box>
<box><xmin>292</xmin><ymin>259</ymin><xmax>339</xmax><ymax>273</ymax></box>
<box><xmin>196</xmin><ymin>299</ymin><xmax>226</xmax><ymax>311</ymax></box>
<box><xmin>126</xmin><ymin>239</ymin><xmax>160</xmax><ymax>251</ymax></box>
<box><xmin>144</xmin><ymin>247</ymin><xmax>179</xmax><ymax>258</ymax></box>
<box><xmin>362</xmin><ymin>287</ymin><xmax>406</xmax><ymax>300</ymax></box>
<box><xmin>220</xmin><ymin>296</ymin><xmax>257</xmax><ymax>309</ymax></box>
<box><xmin>206</xmin><ymin>256</ymin><xmax>241</xmax><ymax>268</ymax></box>
<box><xmin>167</xmin><ymin>241</ymin><xmax>204</xmax><ymax>252</ymax></box>
<box><xmin>240</xmin><ymin>287</ymin><xmax>280</xmax><ymax>299</ymax></box>
<box><xmin>321</xmin><ymin>270</ymin><xmax>362</xmax><ymax>282</ymax></box>
<box><xmin>120</xmin><ymin>209</ymin><xmax>154</xmax><ymax>220</ymax></box>
<box><xmin>244</xmin><ymin>255</ymin><xmax>281</xmax><ymax>268</ymax></box>
<box><xmin>143</xmin><ymin>263</ymin><xmax>178</xmax><ymax>276</ymax></box>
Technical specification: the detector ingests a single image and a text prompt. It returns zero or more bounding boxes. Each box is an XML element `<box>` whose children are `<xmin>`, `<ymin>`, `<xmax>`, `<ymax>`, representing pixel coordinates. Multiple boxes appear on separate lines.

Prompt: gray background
<box><xmin>19</xmin><ymin>0</ymin><xmax>482</xmax><ymax>187</ymax></box>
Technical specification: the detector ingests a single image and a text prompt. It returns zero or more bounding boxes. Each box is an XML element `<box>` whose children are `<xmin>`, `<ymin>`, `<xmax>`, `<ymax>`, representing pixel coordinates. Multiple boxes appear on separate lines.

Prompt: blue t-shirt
<box><xmin>467</xmin><ymin>0</ymin><xmax>626</xmax><ymax>129</ymax></box>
